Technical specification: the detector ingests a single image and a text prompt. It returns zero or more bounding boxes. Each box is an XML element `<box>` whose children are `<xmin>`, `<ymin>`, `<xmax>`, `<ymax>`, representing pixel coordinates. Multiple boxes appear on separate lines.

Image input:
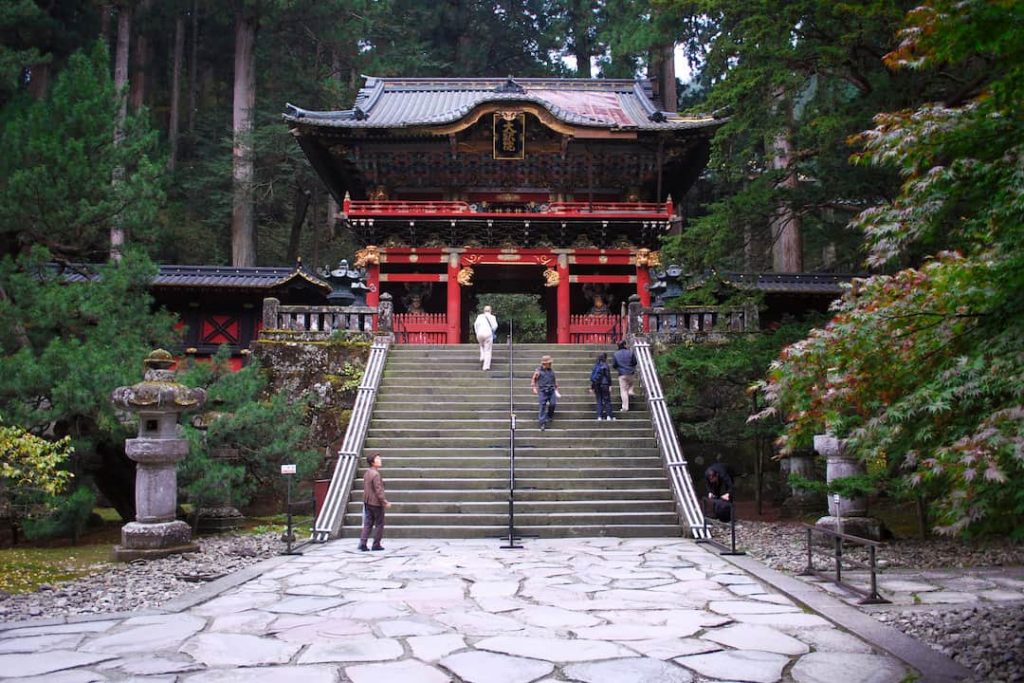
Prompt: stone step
<box><xmin>364</xmin><ymin>436</ymin><xmax>656</xmax><ymax>449</ymax></box>
<box><xmin>364</xmin><ymin>488</ymin><xmax>675</xmax><ymax>503</ymax></box>
<box><xmin>369</xmin><ymin>410</ymin><xmax>647</xmax><ymax>421</ymax></box>
<box><xmin>340</xmin><ymin>523</ymin><xmax>683</xmax><ymax>539</ymax></box>
<box><xmin>354</xmin><ymin>466</ymin><xmax>666</xmax><ymax>480</ymax></box>
<box><xmin>389</xmin><ymin>344</ymin><xmax>615</xmax><ymax>352</ymax></box>
<box><xmin>345</xmin><ymin>499</ymin><xmax>675</xmax><ymax>514</ymax></box>
<box><xmin>343</xmin><ymin>510</ymin><xmax>680</xmax><ymax>527</ymax></box>
<box><xmin>364</xmin><ymin>419</ymin><xmax>643</xmax><ymax>430</ymax></box>
<box><xmin>356</xmin><ymin>455</ymin><xmax>662</xmax><ymax>467</ymax></box>
<box><xmin>366</xmin><ymin>427</ymin><xmax>651</xmax><ymax>438</ymax></box>
<box><xmin>353</xmin><ymin>476</ymin><xmax>669</xmax><ymax>490</ymax></box>
<box><xmin>358</xmin><ymin>448</ymin><xmax>662</xmax><ymax>458</ymax></box>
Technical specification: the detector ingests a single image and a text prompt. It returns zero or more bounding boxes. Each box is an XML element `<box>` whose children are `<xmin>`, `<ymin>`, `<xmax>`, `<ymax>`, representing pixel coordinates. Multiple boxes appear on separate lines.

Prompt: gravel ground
<box><xmin>2</xmin><ymin>525</ymin><xmax>1022</xmax><ymax>682</ymax></box>
<box><xmin>725</xmin><ymin>520</ymin><xmax>1024</xmax><ymax>682</ymax></box>
<box><xmin>0</xmin><ymin>532</ymin><xmax>282</xmax><ymax>624</ymax></box>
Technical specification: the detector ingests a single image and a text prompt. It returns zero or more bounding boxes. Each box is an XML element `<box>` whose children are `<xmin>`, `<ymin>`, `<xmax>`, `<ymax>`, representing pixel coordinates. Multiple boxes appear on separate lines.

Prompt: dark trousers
<box><xmin>360</xmin><ymin>504</ymin><xmax>385</xmax><ymax>546</ymax></box>
<box><xmin>595</xmin><ymin>385</ymin><xmax>612</xmax><ymax>418</ymax></box>
<box><xmin>537</xmin><ymin>387</ymin><xmax>557</xmax><ymax>426</ymax></box>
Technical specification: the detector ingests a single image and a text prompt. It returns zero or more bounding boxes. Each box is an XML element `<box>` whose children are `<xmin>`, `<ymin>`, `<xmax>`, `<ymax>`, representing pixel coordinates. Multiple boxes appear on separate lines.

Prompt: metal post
<box><xmin>800</xmin><ymin>527</ymin><xmax>815</xmax><ymax>575</ymax></box>
<box><xmin>834</xmin><ymin>535</ymin><xmax>842</xmax><ymax>584</ymax></box>
<box><xmin>721</xmin><ymin>499</ymin><xmax>746</xmax><ymax>556</ymax></box>
<box><xmin>281</xmin><ymin>464</ymin><xmax>302</xmax><ymax>555</ymax></box>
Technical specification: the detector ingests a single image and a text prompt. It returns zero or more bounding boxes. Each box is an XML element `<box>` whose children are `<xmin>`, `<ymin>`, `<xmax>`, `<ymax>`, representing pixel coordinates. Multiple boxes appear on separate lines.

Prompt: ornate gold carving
<box><xmin>636</xmin><ymin>248</ymin><xmax>661</xmax><ymax>268</ymax></box>
<box><xmin>457</xmin><ymin>266</ymin><xmax>474</xmax><ymax>286</ymax></box>
<box><xmin>368</xmin><ymin>185</ymin><xmax>388</xmax><ymax>201</ymax></box>
<box><xmin>354</xmin><ymin>245</ymin><xmax>381</xmax><ymax>267</ymax></box>
<box><xmin>542</xmin><ymin>267</ymin><xmax>560</xmax><ymax>288</ymax></box>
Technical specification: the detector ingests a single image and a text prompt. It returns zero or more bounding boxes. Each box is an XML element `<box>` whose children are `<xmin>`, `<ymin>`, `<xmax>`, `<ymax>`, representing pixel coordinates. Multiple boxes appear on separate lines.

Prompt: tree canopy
<box><xmin>756</xmin><ymin>0</ymin><xmax>1024</xmax><ymax>537</ymax></box>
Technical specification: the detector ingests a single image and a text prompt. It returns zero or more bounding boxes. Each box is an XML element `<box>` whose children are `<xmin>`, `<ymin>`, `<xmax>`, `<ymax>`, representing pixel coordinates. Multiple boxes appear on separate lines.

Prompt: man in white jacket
<box><xmin>473</xmin><ymin>305</ymin><xmax>498</xmax><ymax>370</ymax></box>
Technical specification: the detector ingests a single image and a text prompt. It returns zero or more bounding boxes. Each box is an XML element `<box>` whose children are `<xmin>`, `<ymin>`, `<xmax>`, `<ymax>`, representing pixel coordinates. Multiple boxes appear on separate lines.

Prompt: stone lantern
<box><xmin>813</xmin><ymin>433</ymin><xmax>883</xmax><ymax>540</ymax></box>
<box><xmin>110</xmin><ymin>349</ymin><xmax>206</xmax><ymax>561</ymax></box>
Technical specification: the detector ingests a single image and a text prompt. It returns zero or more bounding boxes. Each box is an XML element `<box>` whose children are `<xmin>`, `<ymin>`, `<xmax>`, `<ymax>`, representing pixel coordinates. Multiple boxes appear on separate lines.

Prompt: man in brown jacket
<box><xmin>358</xmin><ymin>452</ymin><xmax>391</xmax><ymax>551</ymax></box>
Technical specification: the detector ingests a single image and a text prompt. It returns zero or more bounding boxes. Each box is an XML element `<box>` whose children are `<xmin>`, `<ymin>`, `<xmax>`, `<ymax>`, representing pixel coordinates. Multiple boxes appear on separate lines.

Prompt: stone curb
<box><xmin>715</xmin><ymin>551</ymin><xmax>973</xmax><ymax>683</ymax></box>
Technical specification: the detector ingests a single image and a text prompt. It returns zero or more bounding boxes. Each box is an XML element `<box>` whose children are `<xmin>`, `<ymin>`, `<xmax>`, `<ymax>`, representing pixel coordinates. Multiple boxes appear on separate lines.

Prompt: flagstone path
<box><xmin>0</xmin><ymin>538</ymin><xmax>967</xmax><ymax>682</ymax></box>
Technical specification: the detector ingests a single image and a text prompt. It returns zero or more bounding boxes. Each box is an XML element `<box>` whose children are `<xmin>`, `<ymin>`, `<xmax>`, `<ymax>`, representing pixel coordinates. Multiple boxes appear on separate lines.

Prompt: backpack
<box><xmin>590</xmin><ymin>363</ymin><xmax>607</xmax><ymax>389</ymax></box>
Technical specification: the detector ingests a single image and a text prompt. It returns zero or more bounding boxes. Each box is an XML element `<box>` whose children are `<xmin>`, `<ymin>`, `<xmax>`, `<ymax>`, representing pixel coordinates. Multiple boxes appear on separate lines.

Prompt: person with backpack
<box><xmin>589</xmin><ymin>352</ymin><xmax>614</xmax><ymax>421</ymax></box>
<box><xmin>473</xmin><ymin>305</ymin><xmax>498</xmax><ymax>371</ymax></box>
<box><xmin>611</xmin><ymin>340</ymin><xmax>638</xmax><ymax>412</ymax></box>
<box><xmin>531</xmin><ymin>355</ymin><xmax>559</xmax><ymax>431</ymax></box>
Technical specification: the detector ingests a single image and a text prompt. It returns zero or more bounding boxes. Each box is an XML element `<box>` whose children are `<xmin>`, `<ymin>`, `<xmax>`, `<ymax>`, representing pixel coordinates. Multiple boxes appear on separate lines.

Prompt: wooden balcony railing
<box><xmin>344</xmin><ymin>198</ymin><xmax>672</xmax><ymax>219</ymax></box>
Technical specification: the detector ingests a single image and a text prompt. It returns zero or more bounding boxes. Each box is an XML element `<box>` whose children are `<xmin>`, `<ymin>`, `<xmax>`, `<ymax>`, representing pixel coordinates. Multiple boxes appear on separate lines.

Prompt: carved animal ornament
<box><xmin>636</xmin><ymin>248</ymin><xmax>661</xmax><ymax>268</ymax></box>
<box><xmin>457</xmin><ymin>267</ymin><xmax>474</xmax><ymax>286</ymax></box>
<box><xmin>542</xmin><ymin>267</ymin><xmax>559</xmax><ymax>287</ymax></box>
<box><xmin>355</xmin><ymin>245</ymin><xmax>381</xmax><ymax>268</ymax></box>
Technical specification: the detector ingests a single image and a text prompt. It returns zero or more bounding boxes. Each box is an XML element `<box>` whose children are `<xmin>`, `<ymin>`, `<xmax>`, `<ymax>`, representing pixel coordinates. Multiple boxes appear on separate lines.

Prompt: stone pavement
<box><xmin>0</xmin><ymin>538</ymin><xmax>969</xmax><ymax>682</ymax></box>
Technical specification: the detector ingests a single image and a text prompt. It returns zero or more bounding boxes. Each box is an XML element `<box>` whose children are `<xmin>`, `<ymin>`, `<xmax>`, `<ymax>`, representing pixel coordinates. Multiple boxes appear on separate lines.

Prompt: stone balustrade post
<box><xmin>262</xmin><ymin>297</ymin><xmax>280</xmax><ymax>330</ymax></box>
<box><xmin>378</xmin><ymin>292</ymin><xmax>393</xmax><ymax>334</ymax></box>
<box><xmin>627</xmin><ymin>294</ymin><xmax>643</xmax><ymax>337</ymax></box>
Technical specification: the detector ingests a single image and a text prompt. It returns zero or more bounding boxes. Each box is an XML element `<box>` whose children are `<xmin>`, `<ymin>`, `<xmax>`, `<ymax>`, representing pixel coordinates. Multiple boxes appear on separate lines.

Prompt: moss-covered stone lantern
<box><xmin>110</xmin><ymin>349</ymin><xmax>206</xmax><ymax>561</ymax></box>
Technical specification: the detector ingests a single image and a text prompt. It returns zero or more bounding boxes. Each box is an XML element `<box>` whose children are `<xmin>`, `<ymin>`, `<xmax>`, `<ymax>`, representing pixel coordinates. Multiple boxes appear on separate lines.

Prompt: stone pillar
<box><xmin>813</xmin><ymin>433</ymin><xmax>883</xmax><ymax>540</ymax></box>
<box><xmin>780</xmin><ymin>450</ymin><xmax>821</xmax><ymax>517</ymax></box>
<box><xmin>110</xmin><ymin>349</ymin><xmax>206</xmax><ymax>561</ymax></box>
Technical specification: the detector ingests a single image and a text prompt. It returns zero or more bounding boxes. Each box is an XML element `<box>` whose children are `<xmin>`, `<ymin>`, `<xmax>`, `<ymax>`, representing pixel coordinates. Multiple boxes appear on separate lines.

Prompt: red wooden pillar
<box><xmin>446</xmin><ymin>253</ymin><xmax>461</xmax><ymax>344</ymax></box>
<box><xmin>366</xmin><ymin>261</ymin><xmax>380</xmax><ymax>330</ymax></box>
<box><xmin>636</xmin><ymin>263</ymin><xmax>651</xmax><ymax>308</ymax></box>
<box><xmin>556</xmin><ymin>253</ymin><xmax>570</xmax><ymax>344</ymax></box>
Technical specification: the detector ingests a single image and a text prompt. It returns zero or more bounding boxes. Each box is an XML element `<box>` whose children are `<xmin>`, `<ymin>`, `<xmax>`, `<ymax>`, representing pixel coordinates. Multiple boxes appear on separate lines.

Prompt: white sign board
<box><xmin>280</xmin><ymin>464</ymin><xmax>297</xmax><ymax>475</ymax></box>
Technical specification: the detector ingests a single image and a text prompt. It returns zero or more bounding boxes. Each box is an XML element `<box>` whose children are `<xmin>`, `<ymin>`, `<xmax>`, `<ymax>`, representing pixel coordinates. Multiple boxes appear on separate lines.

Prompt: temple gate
<box><xmin>285</xmin><ymin>76</ymin><xmax>721</xmax><ymax>342</ymax></box>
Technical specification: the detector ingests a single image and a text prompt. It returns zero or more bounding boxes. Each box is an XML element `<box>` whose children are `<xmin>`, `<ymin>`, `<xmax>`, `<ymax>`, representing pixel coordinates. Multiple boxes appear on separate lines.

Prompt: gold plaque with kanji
<box><xmin>493</xmin><ymin>112</ymin><xmax>525</xmax><ymax>160</ymax></box>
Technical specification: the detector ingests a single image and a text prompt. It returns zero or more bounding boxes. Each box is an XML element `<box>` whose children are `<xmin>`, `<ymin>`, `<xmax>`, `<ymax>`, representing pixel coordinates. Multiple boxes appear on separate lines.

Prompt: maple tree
<box><xmin>757</xmin><ymin>0</ymin><xmax>1024</xmax><ymax>537</ymax></box>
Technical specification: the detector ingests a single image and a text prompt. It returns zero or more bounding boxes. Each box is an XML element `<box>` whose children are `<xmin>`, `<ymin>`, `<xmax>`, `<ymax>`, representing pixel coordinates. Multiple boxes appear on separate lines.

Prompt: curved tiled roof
<box><xmin>57</xmin><ymin>264</ymin><xmax>331</xmax><ymax>292</ymax></box>
<box><xmin>284</xmin><ymin>76</ymin><xmax>719</xmax><ymax>132</ymax></box>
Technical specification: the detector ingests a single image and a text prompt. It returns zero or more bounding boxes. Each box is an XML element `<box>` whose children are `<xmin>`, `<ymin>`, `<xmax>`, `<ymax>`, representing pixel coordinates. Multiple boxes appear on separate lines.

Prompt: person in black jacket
<box><xmin>705</xmin><ymin>462</ymin><xmax>736</xmax><ymax>522</ymax></box>
<box><xmin>589</xmin><ymin>353</ymin><xmax>614</xmax><ymax>421</ymax></box>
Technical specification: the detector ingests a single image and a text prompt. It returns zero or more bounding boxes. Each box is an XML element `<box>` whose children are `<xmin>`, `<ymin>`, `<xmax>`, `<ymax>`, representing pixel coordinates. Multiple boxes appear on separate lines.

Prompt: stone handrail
<box><xmin>627</xmin><ymin>296</ymin><xmax>759</xmax><ymax>339</ymax></box>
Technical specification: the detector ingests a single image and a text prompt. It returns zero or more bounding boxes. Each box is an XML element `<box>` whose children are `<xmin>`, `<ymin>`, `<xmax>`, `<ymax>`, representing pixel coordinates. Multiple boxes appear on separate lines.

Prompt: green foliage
<box><xmin>0</xmin><ymin>420</ymin><xmax>73</xmax><ymax>498</ymax></box>
<box><xmin>658</xmin><ymin>316</ymin><xmax>822</xmax><ymax>446</ymax></box>
<box><xmin>759</xmin><ymin>0</ymin><xmax>1024</xmax><ymax>538</ymax></box>
<box><xmin>660</xmin><ymin>0</ymin><xmax>922</xmax><ymax>272</ymax></box>
<box><xmin>21</xmin><ymin>486</ymin><xmax>96</xmax><ymax>544</ymax></box>
<box><xmin>474</xmin><ymin>294</ymin><xmax>546</xmax><ymax>344</ymax></box>
<box><xmin>0</xmin><ymin>248</ymin><xmax>177</xmax><ymax>520</ymax></box>
<box><xmin>788</xmin><ymin>472</ymin><xmax>877</xmax><ymax>500</ymax></box>
<box><xmin>0</xmin><ymin>42</ymin><xmax>165</xmax><ymax>260</ymax></box>
<box><xmin>180</xmin><ymin>347</ymin><xmax>319</xmax><ymax>510</ymax></box>
<box><xmin>0</xmin><ymin>249</ymin><xmax>177</xmax><ymax>446</ymax></box>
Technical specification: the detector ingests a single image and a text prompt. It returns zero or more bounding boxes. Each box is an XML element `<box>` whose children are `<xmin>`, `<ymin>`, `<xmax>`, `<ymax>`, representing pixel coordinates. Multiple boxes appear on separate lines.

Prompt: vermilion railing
<box><xmin>546</xmin><ymin>201</ymin><xmax>670</xmax><ymax>217</ymax></box>
<box><xmin>345</xmin><ymin>199</ymin><xmax>672</xmax><ymax>219</ymax></box>
<box><xmin>569</xmin><ymin>314</ymin><xmax>623</xmax><ymax>344</ymax></box>
<box><xmin>394</xmin><ymin>313</ymin><xmax>447</xmax><ymax>344</ymax></box>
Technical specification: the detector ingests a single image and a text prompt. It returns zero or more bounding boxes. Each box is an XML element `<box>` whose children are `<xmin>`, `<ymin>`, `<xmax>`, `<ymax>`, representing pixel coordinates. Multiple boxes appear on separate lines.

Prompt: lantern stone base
<box><xmin>814</xmin><ymin>515</ymin><xmax>886</xmax><ymax>542</ymax></box>
<box><xmin>195</xmin><ymin>506</ymin><xmax>245</xmax><ymax>532</ymax></box>
<box><xmin>112</xmin><ymin>520</ymin><xmax>199</xmax><ymax>562</ymax></box>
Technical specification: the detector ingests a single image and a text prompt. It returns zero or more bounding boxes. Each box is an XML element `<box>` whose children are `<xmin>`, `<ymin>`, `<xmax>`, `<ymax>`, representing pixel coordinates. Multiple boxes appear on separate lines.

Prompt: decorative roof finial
<box><xmin>495</xmin><ymin>76</ymin><xmax>525</xmax><ymax>94</ymax></box>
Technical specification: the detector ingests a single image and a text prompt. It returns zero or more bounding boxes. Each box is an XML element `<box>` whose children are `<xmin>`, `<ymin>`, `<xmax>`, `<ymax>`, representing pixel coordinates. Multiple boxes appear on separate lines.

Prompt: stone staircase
<box><xmin>342</xmin><ymin>343</ymin><xmax>682</xmax><ymax>538</ymax></box>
